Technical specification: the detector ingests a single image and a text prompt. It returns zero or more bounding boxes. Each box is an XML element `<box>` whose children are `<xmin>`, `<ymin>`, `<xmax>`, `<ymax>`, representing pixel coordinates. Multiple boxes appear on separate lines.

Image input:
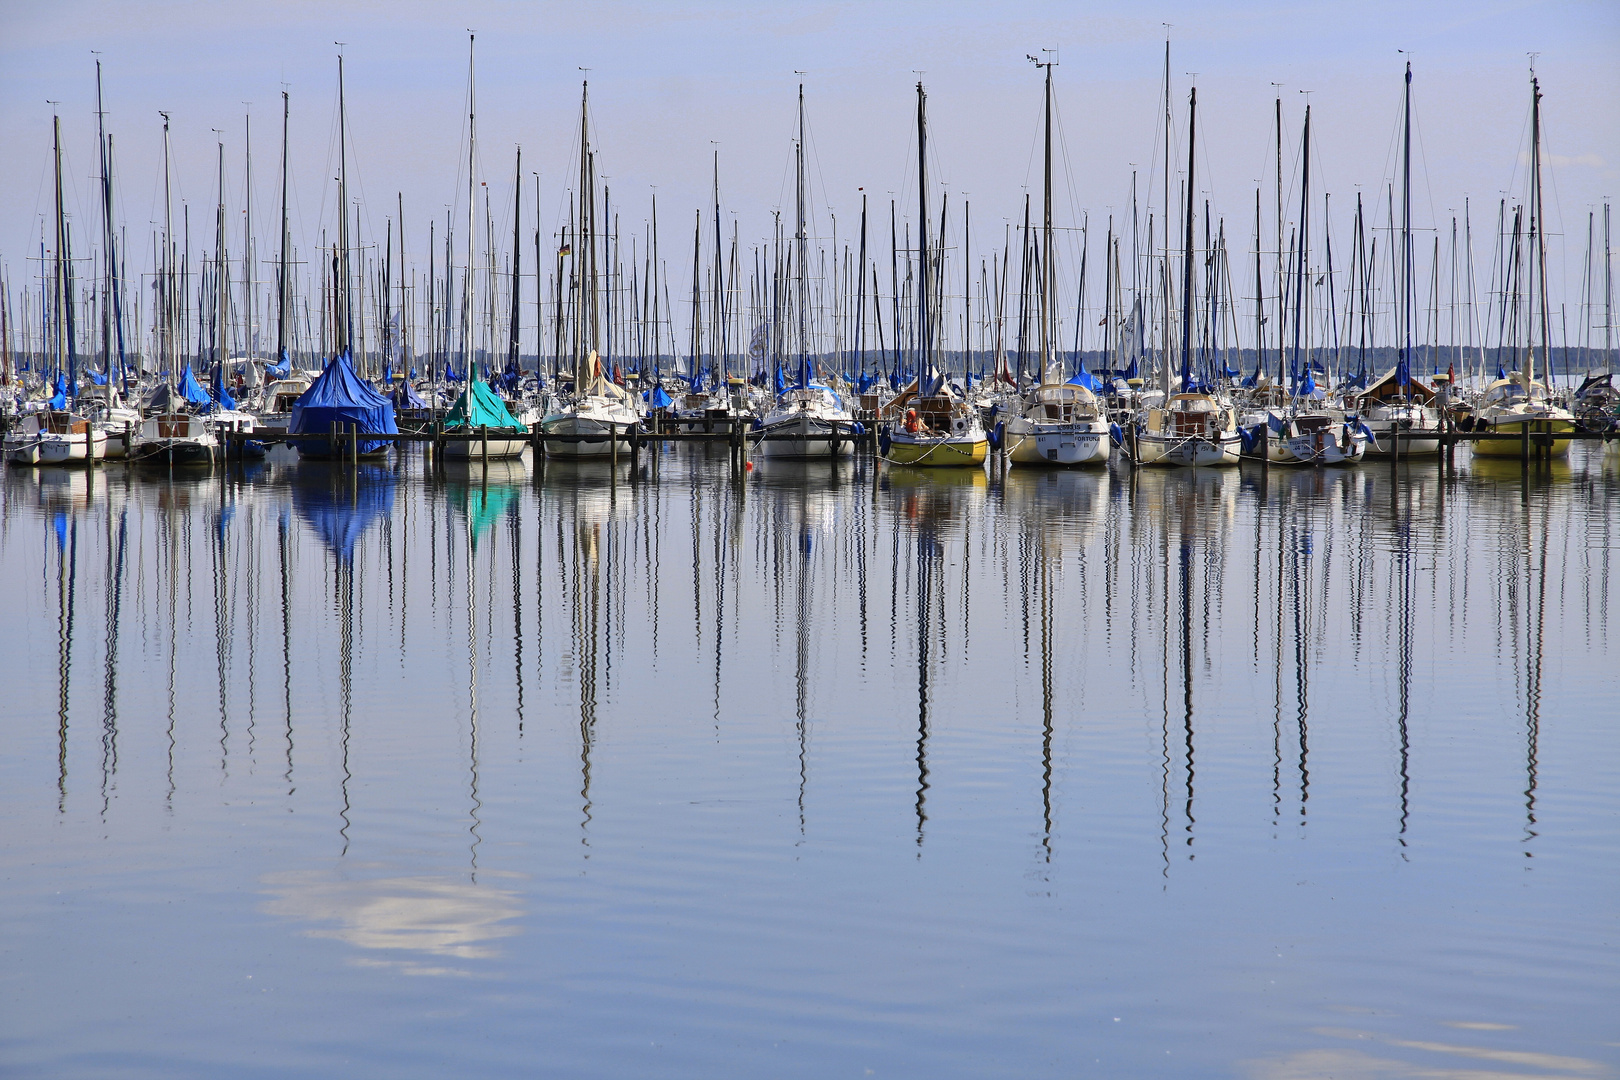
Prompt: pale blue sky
<box><xmin>2</xmin><ymin>0</ymin><xmax>1616</xmax><ymax>335</ymax></box>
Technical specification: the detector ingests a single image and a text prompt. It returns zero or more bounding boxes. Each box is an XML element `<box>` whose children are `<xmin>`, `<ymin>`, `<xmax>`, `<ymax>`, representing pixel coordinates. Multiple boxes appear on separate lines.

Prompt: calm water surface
<box><xmin>2</xmin><ymin>446</ymin><xmax>1616</xmax><ymax>1078</ymax></box>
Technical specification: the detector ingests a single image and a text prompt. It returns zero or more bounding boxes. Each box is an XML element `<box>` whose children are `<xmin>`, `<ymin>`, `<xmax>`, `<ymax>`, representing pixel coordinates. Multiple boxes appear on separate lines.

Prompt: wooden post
<box><xmin>1521</xmin><ymin>418</ymin><xmax>1530</xmax><ymax>466</ymax></box>
<box><xmin>351</xmin><ymin>423</ymin><xmax>359</xmax><ymax>467</ymax></box>
<box><xmin>481</xmin><ymin>424</ymin><xmax>489</xmax><ymax>466</ymax></box>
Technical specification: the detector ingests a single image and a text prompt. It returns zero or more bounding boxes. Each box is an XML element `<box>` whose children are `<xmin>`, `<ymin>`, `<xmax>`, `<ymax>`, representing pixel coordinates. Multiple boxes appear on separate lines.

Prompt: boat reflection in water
<box><xmin>2</xmin><ymin>441</ymin><xmax>1615</xmax><ymax>1078</ymax></box>
<box><xmin>291</xmin><ymin>463</ymin><xmax>397</xmax><ymax>566</ymax></box>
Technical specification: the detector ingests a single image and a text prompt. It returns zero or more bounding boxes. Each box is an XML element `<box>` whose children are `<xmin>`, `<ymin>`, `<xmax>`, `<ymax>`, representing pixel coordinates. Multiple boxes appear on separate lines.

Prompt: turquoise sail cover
<box><xmin>445</xmin><ymin>379</ymin><xmax>526</xmax><ymax>431</ymax></box>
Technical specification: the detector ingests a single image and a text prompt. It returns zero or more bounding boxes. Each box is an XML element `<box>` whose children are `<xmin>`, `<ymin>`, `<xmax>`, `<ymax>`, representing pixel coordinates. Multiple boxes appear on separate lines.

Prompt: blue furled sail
<box><xmin>288</xmin><ymin>350</ymin><xmax>399</xmax><ymax>457</ymax></box>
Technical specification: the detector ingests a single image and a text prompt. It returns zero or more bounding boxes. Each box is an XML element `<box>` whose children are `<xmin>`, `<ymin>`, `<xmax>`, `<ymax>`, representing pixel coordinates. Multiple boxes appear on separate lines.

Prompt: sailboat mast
<box><xmin>95</xmin><ymin>61</ymin><xmax>113</xmax><ymax>378</ymax></box>
<box><xmin>1529</xmin><ymin>70</ymin><xmax>1548</xmax><ymax>385</ymax></box>
<box><xmin>509</xmin><ymin>148</ymin><xmax>521</xmax><ymax>373</ymax></box>
<box><xmin>336</xmin><ymin>51</ymin><xmax>351</xmax><ymax>356</ymax></box>
<box><xmin>1037</xmin><ymin>58</ymin><xmax>1055</xmax><ymax>378</ymax></box>
<box><xmin>464</xmin><ymin>34</ymin><xmax>476</xmax><ymax>376</ymax></box>
<box><xmin>52</xmin><ymin>111</ymin><xmax>68</xmax><ymax>384</ymax></box>
<box><xmin>1162</xmin><ymin>39</ymin><xmax>1172</xmax><ymax>395</ymax></box>
<box><xmin>713</xmin><ymin>150</ymin><xmax>725</xmax><ymax>380</ymax></box>
<box><xmin>916</xmin><ymin>81</ymin><xmax>931</xmax><ymax>382</ymax></box>
<box><xmin>796</xmin><ymin>83</ymin><xmax>808</xmax><ymax>384</ymax></box>
<box><xmin>161</xmin><ymin>112</ymin><xmax>175</xmax><ymax>375</ymax></box>
<box><xmin>277</xmin><ymin>91</ymin><xmax>290</xmax><ymax>362</ymax></box>
<box><xmin>215</xmin><ymin>139</ymin><xmax>227</xmax><ymax>377</ymax></box>
<box><xmin>1181</xmin><ymin>87</ymin><xmax>1196</xmax><ymax>386</ymax></box>
<box><xmin>243</xmin><ymin>110</ymin><xmax>254</xmax><ymax>362</ymax></box>
<box><xmin>1291</xmin><ymin>104</ymin><xmax>1311</xmax><ymax>391</ymax></box>
<box><xmin>1402</xmin><ymin>61</ymin><xmax>1414</xmax><ymax>388</ymax></box>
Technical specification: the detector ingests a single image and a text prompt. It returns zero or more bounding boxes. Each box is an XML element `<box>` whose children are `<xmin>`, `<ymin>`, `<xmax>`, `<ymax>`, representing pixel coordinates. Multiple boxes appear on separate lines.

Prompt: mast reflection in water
<box><xmin>0</xmin><ymin>447</ymin><xmax>1615</xmax><ymax>1079</ymax></box>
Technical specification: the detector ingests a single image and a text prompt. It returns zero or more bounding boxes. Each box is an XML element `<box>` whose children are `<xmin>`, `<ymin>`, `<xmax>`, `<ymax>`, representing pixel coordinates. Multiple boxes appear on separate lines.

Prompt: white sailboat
<box><xmin>543</xmin><ymin>351</ymin><xmax>639</xmax><ymax>458</ymax></box>
<box><xmin>1472</xmin><ymin>71</ymin><xmax>1576</xmax><ymax>459</ymax></box>
<box><xmin>1134</xmin><ymin>81</ymin><xmax>1241</xmax><ymax>467</ymax></box>
<box><xmin>1004</xmin><ymin>57</ymin><xmax>1108</xmax><ymax>468</ymax></box>
<box><xmin>757</xmin><ymin>84</ymin><xmax>861</xmax><ymax>461</ymax></box>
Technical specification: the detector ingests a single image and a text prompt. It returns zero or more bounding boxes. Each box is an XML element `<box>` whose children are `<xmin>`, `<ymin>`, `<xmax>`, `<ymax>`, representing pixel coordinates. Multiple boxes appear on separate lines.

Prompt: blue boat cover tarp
<box><xmin>392</xmin><ymin>379</ymin><xmax>428</xmax><ymax>410</ymax></box>
<box><xmin>294</xmin><ymin>469</ymin><xmax>396</xmax><ymax>564</ymax></box>
<box><xmin>177</xmin><ymin>364</ymin><xmax>213</xmax><ymax>406</ymax></box>
<box><xmin>445</xmin><ymin>379</ymin><xmax>525</xmax><ymax>431</ymax></box>
<box><xmin>289</xmin><ymin>350</ymin><xmax>399</xmax><ymax>456</ymax></box>
<box><xmin>648</xmin><ymin>384</ymin><xmax>673</xmax><ymax>410</ymax></box>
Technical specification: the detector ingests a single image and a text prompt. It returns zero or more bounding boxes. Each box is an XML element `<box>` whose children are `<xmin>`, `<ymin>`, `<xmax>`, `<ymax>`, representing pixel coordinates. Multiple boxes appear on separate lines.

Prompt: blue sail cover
<box><xmin>266</xmin><ymin>349</ymin><xmax>292</xmax><ymax>379</ymax></box>
<box><xmin>293</xmin><ymin>469</ymin><xmax>396</xmax><ymax>564</ymax></box>
<box><xmin>392</xmin><ymin>379</ymin><xmax>427</xmax><ymax>410</ymax></box>
<box><xmin>289</xmin><ymin>350</ymin><xmax>399</xmax><ymax>456</ymax></box>
<box><xmin>212</xmin><ymin>363</ymin><xmax>237</xmax><ymax>411</ymax></box>
<box><xmin>177</xmin><ymin>364</ymin><xmax>213</xmax><ymax>406</ymax></box>
<box><xmin>648</xmin><ymin>384</ymin><xmax>673</xmax><ymax>410</ymax></box>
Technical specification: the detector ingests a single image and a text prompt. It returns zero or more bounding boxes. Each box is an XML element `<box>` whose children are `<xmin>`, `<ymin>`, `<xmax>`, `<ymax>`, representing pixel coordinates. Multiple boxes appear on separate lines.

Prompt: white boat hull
<box><xmin>541</xmin><ymin>414</ymin><xmax>635</xmax><ymax>458</ymax></box>
<box><xmin>4</xmin><ymin>430</ymin><xmax>106</xmax><ymax>465</ymax></box>
<box><xmin>754</xmin><ymin>414</ymin><xmax>856</xmax><ymax>459</ymax></box>
<box><xmin>444</xmin><ymin>434</ymin><xmax>531</xmax><ymax>460</ymax></box>
<box><xmin>1005</xmin><ymin>421</ymin><xmax>1110</xmax><ymax>465</ymax></box>
<box><xmin>1134</xmin><ymin>430</ymin><xmax>1241</xmax><ymax>466</ymax></box>
<box><xmin>1269</xmin><ymin>429</ymin><xmax>1368</xmax><ymax>465</ymax></box>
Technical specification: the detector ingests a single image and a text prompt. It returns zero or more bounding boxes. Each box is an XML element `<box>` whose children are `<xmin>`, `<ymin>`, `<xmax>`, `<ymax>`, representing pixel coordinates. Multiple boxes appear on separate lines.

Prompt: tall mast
<box><xmin>464</xmin><ymin>33</ymin><xmax>476</xmax><ymax>377</ymax></box>
<box><xmin>1180</xmin><ymin>86</ymin><xmax>1196</xmax><ymax>390</ymax></box>
<box><xmin>336</xmin><ymin>50</ymin><xmax>352</xmax><ymax>356</ymax></box>
<box><xmin>95</xmin><ymin>60</ymin><xmax>114</xmax><ymax>378</ymax></box>
<box><xmin>275</xmin><ymin>91</ymin><xmax>290</xmax><ymax>365</ymax></box>
<box><xmin>1291</xmin><ymin>103</ymin><xmax>1311</xmax><ymax>394</ymax></box>
<box><xmin>161</xmin><ymin>111</ymin><xmax>176</xmax><ymax>374</ymax></box>
<box><xmin>243</xmin><ymin>110</ymin><xmax>254</xmax><ymax>362</ymax></box>
<box><xmin>1606</xmin><ymin>201</ymin><xmax>1613</xmax><ymax>373</ymax></box>
<box><xmin>713</xmin><ymin>149</ymin><xmax>725</xmax><ymax>380</ymax></box>
<box><xmin>691</xmin><ymin>209</ymin><xmax>702</xmax><ymax>380</ymax></box>
<box><xmin>1275</xmin><ymin>89</ymin><xmax>1284</xmax><ymax>384</ymax></box>
<box><xmin>53</xmin><ymin>111</ymin><xmax>69</xmax><ymax>386</ymax></box>
<box><xmin>214</xmin><ymin>138</ymin><xmax>227</xmax><ymax>381</ymax></box>
<box><xmin>1034</xmin><ymin>54</ymin><xmax>1055</xmax><ymax>379</ymax></box>
<box><xmin>916</xmin><ymin>81</ymin><xmax>931</xmax><ymax>387</ymax></box>
<box><xmin>1162</xmin><ymin>38</ymin><xmax>1172</xmax><ymax>396</ymax></box>
<box><xmin>1401</xmin><ymin>61</ymin><xmax>1414</xmax><ymax>390</ymax></box>
<box><xmin>576</xmin><ymin>80</ymin><xmax>590</xmax><ymax>370</ymax></box>
<box><xmin>508</xmin><ymin>147</ymin><xmax>521</xmax><ymax>374</ymax></box>
<box><xmin>795</xmin><ymin>83</ymin><xmax>808</xmax><ymax>387</ymax></box>
<box><xmin>1528</xmin><ymin>69</ymin><xmax>1548</xmax><ymax>386</ymax></box>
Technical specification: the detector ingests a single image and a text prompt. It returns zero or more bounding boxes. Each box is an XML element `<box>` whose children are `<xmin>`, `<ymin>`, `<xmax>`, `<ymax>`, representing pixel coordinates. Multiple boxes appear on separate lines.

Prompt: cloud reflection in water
<box><xmin>262</xmin><ymin>870</ymin><xmax>522</xmax><ymax>976</ymax></box>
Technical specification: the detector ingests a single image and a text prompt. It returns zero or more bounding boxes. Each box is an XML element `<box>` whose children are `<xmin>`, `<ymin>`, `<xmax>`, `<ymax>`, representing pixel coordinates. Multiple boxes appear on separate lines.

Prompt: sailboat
<box><xmin>542</xmin><ymin>80</ymin><xmax>641</xmax><ymax>459</ymax></box>
<box><xmin>441</xmin><ymin>71</ymin><xmax>532</xmax><ymax>464</ymax></box>
<box><xmin>756</xmin><ymin>85</ymin><xmax>861</xmax><ymax>461</ymax></box>
<box><xmin>1359</xmin><ymin>62</ymin><xmax>1442</xmax><ymax>457</ymax></box>
<box><xmin>1472</xmin><ymin>69</ymin><xmax>1575</xmax><ymax>458</ymax></box>
<box><xmin>1134</xmin><ymin>83</ymin><xmax>1241</xmax><ymax>467</ymax></box>
<box><xmin>287</xmin><ymin>50</ymin><xmax>399</xmax><ymax>460</ymax></box>
<box><xmin>201</xmin><ymin>137</ymin><xmax>265</xmax><ymax>457</ymax></box>
<box><xmin>1256</xmin><ymin>99</ymin><xmax>1365</xmax><ymax>465</ymax></box>
<box><xmin>1004</xmin><ymin>58</ymin><xmax>1109</xmax><ymax>467</ymax></box>
<box><xmin>877</xmin><ymin>82</ymin><xmax>986</xmax><ymax>468</ymax></box>
<box><xmin>5</xmin><ymin>112</ymin><xmax>106</xmax><ymax>466</ymax></box>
